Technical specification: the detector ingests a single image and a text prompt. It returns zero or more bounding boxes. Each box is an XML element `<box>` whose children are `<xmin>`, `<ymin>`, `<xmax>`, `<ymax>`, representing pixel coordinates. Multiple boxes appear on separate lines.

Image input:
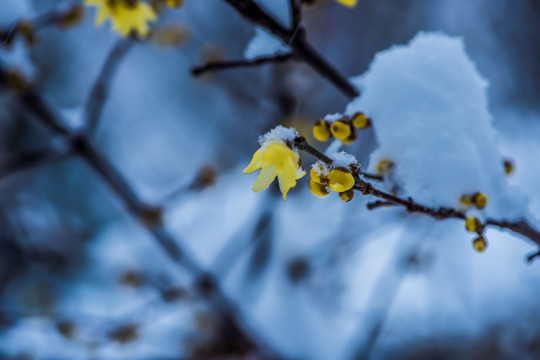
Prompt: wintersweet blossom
<box><xmin>335</xmin><ymin>0</ymin><xmax>358</xmax><ymax>8</ymax></box>
<box><xmin>85</xmin><ymin>0</ymin><xmax>157</xmax><ymax>38</ymax></box>
<box><xmin>243</xmin><ymin>142</ymin><xmax>305</xmax><ymax>200</ymax></box>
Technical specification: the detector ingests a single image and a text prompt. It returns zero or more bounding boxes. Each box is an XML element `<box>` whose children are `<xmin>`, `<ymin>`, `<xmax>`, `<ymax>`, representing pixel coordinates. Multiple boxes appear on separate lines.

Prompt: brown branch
<box><xmin>191</xmin><ymin>53</ymin><xmax>294</xmax><ymax>76</ymax></box>
<box><xmin>295</xmin><ymin>137</ymin><xmax>540</xmax><ymax>252</ymax></box>
<box><xmin>220</xmin><ymin>0</ymin><xmax>359</xmax><ymax>99</ymax></box>
<box><xmin>0</xmin><ymin>64</ymin><xmax>288</xmax><ymax>360</ymax></box>
<box><xmin>85</xmin><ymin>38</ymin><xmax>136</xmax><ymax>136</ymax></box>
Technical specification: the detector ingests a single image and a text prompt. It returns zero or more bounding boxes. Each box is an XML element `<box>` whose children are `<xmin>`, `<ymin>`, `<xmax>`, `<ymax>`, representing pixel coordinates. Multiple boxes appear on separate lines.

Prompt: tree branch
<box><xmin>0</xmin><ymin>63</ymin><xmax>288</xmax><ymax>360</ymax></box>
<box><xmin>295</xmin><ymin>136</ymin><xmax>540</xmax><ymax>251</ymax></box>
<box><xmin>220</xmin><ymin>0</ymin><xmax>359</xmax><ymax>99</ymax></box>
<box><xmin>85</xmin><ymin>38</ymin><xmax>136</xmax><ymax>136</ymax></box>
<box><xmin>288</xmin><ymin>0</ymin><xmax>302</xmax><ymax>31</ymax></box>
<box><xmin>0</xmin><ymin>145</ymin><xmax>71</xmax><ymax>180</ymax></box>
<box><xmin>192</xmin><ymin>53</ymin><xmax>294</xmax><ymax>76</ymax></box>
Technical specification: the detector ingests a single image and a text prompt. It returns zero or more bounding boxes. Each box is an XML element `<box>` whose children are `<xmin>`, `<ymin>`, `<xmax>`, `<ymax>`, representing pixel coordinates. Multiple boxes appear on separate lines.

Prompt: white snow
<box><xmin>258</xmin><ymin>125</ymin><xmax>299</xmax><ymax>146</ymax></box>
<box><xmin>344</xmin><ymin>32</ymin><xmax>529</xmax><ymax>220</ymax></box>
<box><xmin>243</xmin><ymin>27</ymin><xmax>290</xmax><ymax>60</ymax></box>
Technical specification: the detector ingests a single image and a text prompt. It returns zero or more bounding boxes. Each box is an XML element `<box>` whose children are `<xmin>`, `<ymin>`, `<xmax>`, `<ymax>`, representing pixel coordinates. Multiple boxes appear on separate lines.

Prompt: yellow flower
<box><xmin>335</xmin><ymin>0</ymin><xmax>357</xmax><ymax>8</ymax></box>
<box><xmin>85</xmin><ymin>0</ymin><xmax>112</xmax><ymax>26</ymax></box>
<box><xmin>243</xmin><ymin>143</ymin><xmax>305</xmax><ymax>200</ymax></box>
<box><xmin>85</xmin><ymin>0</ymin><xmax>157</xmax><ymax>38</ymax></box>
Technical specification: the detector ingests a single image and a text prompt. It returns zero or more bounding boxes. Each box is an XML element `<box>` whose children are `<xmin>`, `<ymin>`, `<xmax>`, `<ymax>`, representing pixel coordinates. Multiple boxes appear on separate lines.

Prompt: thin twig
<box><xmin>0</xmin><ymin>64</ymin><xmax>288</xmax><ymax>360</ymax></box>
<box><xmin>191</xmin><ymin>53</ymin><xmax>294</xmax><ymax>76</ymax></box>
<box><xmin>295</xmin><ymin>136</ymin><xmax>540</xmax><ymax>250</ymax></box>
<box><xmin>288</xmin><ymin>0</ymin><xmax>302</xmax><ymax>31</ymax></box>
<box><xmin>85</xmin><ymin>38</ymin><xmax>136</xmax><ymax>135</ymax></box>
<box><xmin>221</xmin><ymin>0</ymin><xmax>359</xmax><ymax>99</ymax></box>
<box><xmin>0</xmin><ymin>146</ymin><xmax>71</xmax><ymax>180</ymax></box>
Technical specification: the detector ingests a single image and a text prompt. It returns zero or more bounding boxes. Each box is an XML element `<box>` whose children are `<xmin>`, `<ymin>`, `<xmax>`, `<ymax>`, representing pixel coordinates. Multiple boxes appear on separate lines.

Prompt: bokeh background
<box><xmin>1</xmin><ymin>0</ymin><xmax>540</xmax><ymax>359</ymax></box>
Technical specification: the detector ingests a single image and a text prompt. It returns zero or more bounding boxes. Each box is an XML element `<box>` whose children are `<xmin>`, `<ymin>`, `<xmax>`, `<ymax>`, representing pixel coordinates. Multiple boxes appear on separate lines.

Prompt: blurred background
<box><xmin>1</xmin><ymin>0</ymin><xmax>540</xmax><ymax>359</ymax></box>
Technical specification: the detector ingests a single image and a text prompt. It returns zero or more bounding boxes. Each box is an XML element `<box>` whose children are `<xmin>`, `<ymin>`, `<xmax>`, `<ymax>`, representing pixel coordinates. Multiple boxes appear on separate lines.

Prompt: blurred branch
<box><xmin>295</xmin><ymin>136</ymin><xmax>540</xmax><ymax>252</ymax></box>
<box><xmin>191</xmin><ymin>53</ymin><xmax>294</xmax><ymax>76</ymax></box>
<box><xmin>219</xmin><ymin>0</ymin><xmax>359</xmax><ymax>99</ymax></box>
<box><xmin>0</xmin><ymin>64</ymin><xmax>288</xmax><ymax>360</ymax></box>
<box><xmin>1</xmin><ymin>4</ymin><xmax>84</xmax><ymax>46</ymax></box>
<box><xmin>85</xmin><ymin>38</ymin><xmax>136</xmax><ymax>136</ymax></box>
<box><xmin>288</xmin><ymin>0</ymin><xmax>302</xmax><ymax>31</ymax></box>
<box><xmin>0</xmin><ymin>145</ymin><xmax>71</xmax><ymax>180</ymax></box>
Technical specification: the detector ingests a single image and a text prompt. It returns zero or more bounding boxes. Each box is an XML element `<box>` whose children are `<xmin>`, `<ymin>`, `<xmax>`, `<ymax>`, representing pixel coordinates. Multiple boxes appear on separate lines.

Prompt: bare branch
<box><xmin>191</xmin><ymin>53</ymin><xmax>294</xmax><ymax>76</ymax></box>
<box><xmin>0</xmin><ymin>63</ymin><xmax>288</xmax><ymax>360</ymax></box>
<box><xmin>288</xmin><ymin>0</ymin><xmax>302</xmax><ymax>31</ymax></box>
<box><xmin>0</xmin><ymin>145</ymin><xmax>71</xmax><ymax>180</ymax></box>
<box><xmin>85</xmin><ymin>38</ymin><xmax>136</xmax><ymax>135</ymax></box>
<box><xmin>221</xmin><ymin>0</ymin><xmax>359</xmax><ymax>99</ymax></box>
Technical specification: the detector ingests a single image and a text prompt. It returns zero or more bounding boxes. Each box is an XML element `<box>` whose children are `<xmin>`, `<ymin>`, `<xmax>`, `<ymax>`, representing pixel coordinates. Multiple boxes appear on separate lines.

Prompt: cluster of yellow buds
<box><xmin>312</xmin><ymin>112</ymin><xmax>371</xmax><ymax>145</ymax></box>
<box><xmin>309</xmin><ymin>156</ymin><xmax>360</xmax><ymax>202</ymax></box>
<box><xmin>460</xmin><ymin>192</ymin><xmax>488</xmax><ymax>210</ymax></box>
<box><xmin>465</xmin><ymin>216</ymin><xmax>488</xmax><ymax>253</ymax></box>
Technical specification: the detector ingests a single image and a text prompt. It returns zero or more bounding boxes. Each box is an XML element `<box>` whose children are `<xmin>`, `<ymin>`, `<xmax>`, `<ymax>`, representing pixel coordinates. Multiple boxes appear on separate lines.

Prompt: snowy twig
<box><xmin>0</xmin><ymin>64</ymin><xmax>289</xmax><ymax>360</ymax></box>
<box><xmin>295</xmin><ymin>136</ymin><xmax>540</xmax><ymax>252</ymax></box>
<box><xmin>221</xmin><ymin>0</ymin><xmax>359</xmax><ymax>98</ymax></box>
<box><xmin>85</xmin><ymin>38</ymin><xmax>136</xmax><ymax>136</ymax></box>
<box><xmin>0</xmin><ymin>145</ymin><xmax>71</xmax><ymax>180</ymax></box>
<box><xmin>191</xmin><ymin>53</ymin><xmax>294</xmax><ymax>76</ymax></box>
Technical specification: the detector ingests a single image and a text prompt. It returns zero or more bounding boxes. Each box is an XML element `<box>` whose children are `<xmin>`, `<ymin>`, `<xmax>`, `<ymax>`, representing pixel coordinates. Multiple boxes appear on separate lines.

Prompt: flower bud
<box><xmin>330</xmin><ymin>119</ymin><xmax>352</xmax><ymax>140</ymax></box>
<box><xmin>309</xmin><ymin>179</ymin><xmax>330</xmax><ymax>197</ymax></box>
<box><xmin>339</xmin><ymin>189</ymin><xmax>354</xmax><ymax>202</ymax></box>
<box><xmin>472</xmin><ymin>192</ymin><xmax>488</xmax><ymax>210</ymax></box>
<box><xmin>472</xmin><ymin>236</ymin><xmax>487</xmax><ymax>253</ymax></box>
<box><xmin>312</xmin><ymin>119</ymin><xmax>331</xmax><ymax>142</ymax></box>
<box><xmin>327</xmin><ymin>167</ymin><xmax>355</xmax><ymax>192</ymax></box>
<box><xmin>351</xmin><ymin>112</ymin><xmax>370</xmax><ymax>129</ymax></box>
<box><xmin>503</xmin><ymin>159</ymin><xmax>514</xmax><ymax>176</ymax></box>
<box><xmin>465</xmin><ymin>216</ymin><xmax>480</xmax><ymax>233</ymax></box>
<box><xmin>58</xmin><ymin>5</ymin><xmax>85</xmax><ymax>29</ymax></box>
<box><xmin>460</xmin><ymin>194</ymin><xmax>471</xmax><ymax>208</ymax></box>
<box><xmin>166</xmin><ymin>0</ymin><xmax>184</xmax><ymax>8</ymax></box>
<box><xmin>376</xmin><ymin>158</ymin><xmax>393</xmax><ymax>177</ymax></box>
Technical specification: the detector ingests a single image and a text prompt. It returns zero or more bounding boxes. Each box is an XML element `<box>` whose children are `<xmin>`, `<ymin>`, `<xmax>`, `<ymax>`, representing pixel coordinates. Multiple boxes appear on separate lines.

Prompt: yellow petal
<box><xmin>111</xmin><ymin>2</ymin><xmax>157</xmax><ymax>38</ymax></box>
<box><xmin>252</xmin><ymin>165</ymin><xmax>277</xmax><ymax>193</ymax></box>
<box><xmin>327</xmin><ymin>168</ymin><xmax>355</xmax><ymax>192</ymax></box>
<box><xmin>335</xmin><ymin>0</ymin><xmax>358</xmax><ymax>8</ymax></box>
<box><xmin>243</xmin><ymin>147</ymin><xmax>264</xmax><ymax>174</ymax></box>
<box><xmin>277</xmin><ymin>157</ymin><xmax>298</xmax><ymax>200</ymax></box>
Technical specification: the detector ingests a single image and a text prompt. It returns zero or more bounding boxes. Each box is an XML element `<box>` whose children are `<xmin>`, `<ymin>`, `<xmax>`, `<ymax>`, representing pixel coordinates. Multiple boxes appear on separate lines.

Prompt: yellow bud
<box><xmin>376</xmin><ymin>158</ymin><xmax>393</xmax><ymax>176</ymax></box>
<box><xmin>58</xmin><ymin>5</ymin><xmax>85</xmax><ymax>29</ymax></box>
<box><xmin>151</xmin><ymin>25</ymin><xmax>189</xmax><ymax>48</ymax></box>
<box><xmin>312</xmin><ymin>119</ymin><xmax>331</xmax><ymax>142</ymax></box>
<box><xmin>341</xmin><ymin>128</ymin><xmax>357</xmax><ymax>145</ymax></box>
<box><xmin>309</xmin><ymin>179</ymin><xmax>330</xmax><ymax>197</ymax></box>
<box><xmin>472</xmin><ymin>192</ymin><xmax>488</xmax><ymax>210</ymax></box>
<box><xmin>465</xmin><ymin>216</ymin><xmax>480</xmax><ymax>233</ymax></box>
<box><xmin>351</xmin><ymin>112</ymin><xmax>370</xmax><ymax>129</ymax></box>
<box><xmin>339</xmin><ymin>189</ymin><xmax>354</xmax><ymax>202</ymax></box>
<box><xmin>503</xmin><ymin>159</ymin><xmax>514</xmax><ymax>175</ymax></box>
<box><xmin>6</xmin><ymin>68</ymin><xmax>30</xmax><ymax>93</ymax></box>
<box><xmin>310</xmin><ymin>164</ymin><xmax>327</xmax><ymax>184</ymax></box>
<box><xmin>460</xmin><ymin>194</ymin><xmax>472</xmax><ymax>208</ymax></box>
<box><xmin>472</xmin><ymin>237</ymin><xmax>487</xmax><ymax>253</ymax></box>
<box><xmin>330</xmin><ymin>119</ymin><xmax>352</xmax><ymax>140</ymax></box>
<box><xmin>166</xmin><ymin>0</ymin><xmax>184</xmax><ymax>8</ymax></box>
<box><xmin>327</xmin><ymin>167</ymin><xmax>355</xmax><ymax>192</ymax></box>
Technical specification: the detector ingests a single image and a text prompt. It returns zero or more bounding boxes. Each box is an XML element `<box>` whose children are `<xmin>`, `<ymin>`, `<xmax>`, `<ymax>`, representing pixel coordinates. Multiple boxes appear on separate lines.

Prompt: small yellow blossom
<box><xmin>85</xmin><ymin>0</ymin><xmax>157</xmax><ymax>38</ymax></box>
<box><xmin>335</xmin><ymin>0</ymin><xmax>357</xmax><ymax>8</ymax></box>
<box><xmin>313</xmin><ymin>119</ymin><xmax>331</xmax><ymax>142</ymax></box>
<box><xmin>243</xmin><ymin>143</ymin><xmax>305</xmax><ymax>200</ymax></box>
<box><xmin>309</xmin><ymin>180</ymin><xmax>330</xmax><ymax>198</ymax></box>
<box><xmin>330</xmin><ymin>120</ymin><xmax>352</xmax><ymax>140</ymax></box>
<box><xmin>351</xmin><ymin>112</ymin><xmax>370</xmax><ymax>129</ymax></box>
<box><xmin>465</xmin><ymin>216</ymin><xmax>480</xmax><ymax>233</ymax></box>
<box><xmin>327</xmin><ymin>168</ymin><xmax>355</xmax><ymax>192</ymax></box>
<box><xmin>472</xmin><ymin>192</ymin><xmax>488</xmax><ymax>210</ymax></box>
